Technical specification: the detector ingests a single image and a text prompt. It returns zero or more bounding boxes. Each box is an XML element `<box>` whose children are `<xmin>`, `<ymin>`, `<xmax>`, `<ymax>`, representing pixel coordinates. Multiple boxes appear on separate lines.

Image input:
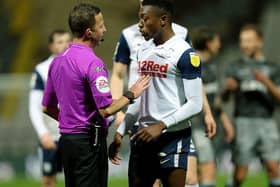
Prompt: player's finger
<box><xmin>111</xmin><ymin>157</ymin><xmax>120</xmax><ymax>164</ymax></box>
<box><xmin>130</xmin><ymin>130</ymin><xmax>143</xmax><ymax>141</ymax></box>
<box><xmin>140</xmin><ymin>133</ymin><xmax>151</xmax><ymax>143</ymax></box>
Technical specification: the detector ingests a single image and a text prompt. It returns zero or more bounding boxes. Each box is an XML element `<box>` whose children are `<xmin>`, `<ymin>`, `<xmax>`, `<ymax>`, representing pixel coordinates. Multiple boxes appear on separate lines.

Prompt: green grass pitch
<box><xmin>0</xmin><ymin>173</ymin><xmax>267</xmax><ymax>187</ymax></box>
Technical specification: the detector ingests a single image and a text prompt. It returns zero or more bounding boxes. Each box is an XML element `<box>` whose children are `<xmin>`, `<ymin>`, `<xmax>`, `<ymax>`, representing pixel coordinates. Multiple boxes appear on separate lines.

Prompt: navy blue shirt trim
<box><xmin>113</xmin><ymin>33</ymin><xmax>131</xmax><ymax>65</ymax></box>
<box><xmin>33</xmin><ymin>71</ymin><xmax>44</xmax><ymax>90</ymax></box>
<box><xmin>178</xmin><ymin>48</ymin><xmax>201</xmax><ymax>79</ymax></box>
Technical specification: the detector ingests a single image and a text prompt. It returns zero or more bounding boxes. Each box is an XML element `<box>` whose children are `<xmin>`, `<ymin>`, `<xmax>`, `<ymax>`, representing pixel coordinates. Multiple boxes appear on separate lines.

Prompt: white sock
<box><xmin>185</xmin><ymin>184</ymin><xmax>199</xmax><ymax>187</ymax></box>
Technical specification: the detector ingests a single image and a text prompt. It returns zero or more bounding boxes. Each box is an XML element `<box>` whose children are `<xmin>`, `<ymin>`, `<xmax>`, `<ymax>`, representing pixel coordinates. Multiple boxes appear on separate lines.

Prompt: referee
<box><xmin>42</xmin><ymin>3</ymin><xmax>150</xmax><ymax>187</ymax></box>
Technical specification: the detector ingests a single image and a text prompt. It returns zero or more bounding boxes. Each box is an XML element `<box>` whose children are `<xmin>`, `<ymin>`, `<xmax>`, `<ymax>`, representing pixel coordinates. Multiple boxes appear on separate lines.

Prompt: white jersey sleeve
<box><xmin>162</xmin><ymin>78</ymin><xmax>202</xmax><ymax>127</ymax></box>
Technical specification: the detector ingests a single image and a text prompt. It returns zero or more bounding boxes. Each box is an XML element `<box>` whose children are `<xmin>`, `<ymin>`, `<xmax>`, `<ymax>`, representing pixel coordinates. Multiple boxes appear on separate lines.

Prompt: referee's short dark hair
<box><xmin>68</xmin><ymin>3</ymin><xmax>101</xmax><ymax>38</ymax></box>
<box><xmin>48</xmin><ymin>29</ymin><xmax>69</xmax><ymax>44</ymax></box>
<box><xmin>192</xmin><ymin>26</ymin><xmax>218</xmax><ymax>51</ymax></box>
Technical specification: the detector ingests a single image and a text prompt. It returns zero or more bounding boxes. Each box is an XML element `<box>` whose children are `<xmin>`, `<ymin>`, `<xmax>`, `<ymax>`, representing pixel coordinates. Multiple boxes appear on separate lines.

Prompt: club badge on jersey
<box><xmin>190</xmin><ymin>52</ymin><xmax>201</xmax><ymax>67</ymax></box>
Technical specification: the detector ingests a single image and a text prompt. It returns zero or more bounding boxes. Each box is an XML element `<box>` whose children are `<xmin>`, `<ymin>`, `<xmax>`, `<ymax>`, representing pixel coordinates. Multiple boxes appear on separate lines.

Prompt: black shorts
<box><xmin>60</xmin><ymin>127</ymin><xmax>108</xmax><ymax>187</ymax></box>
<box><xmin>39</xmin><ymin>141</ymin><xmax>62</xmax><ymax>176</ymax></box>
<box><xmin>128</xmin><ymin>127</ymin><xmax>191</xmax><ymax>187</ymax></box>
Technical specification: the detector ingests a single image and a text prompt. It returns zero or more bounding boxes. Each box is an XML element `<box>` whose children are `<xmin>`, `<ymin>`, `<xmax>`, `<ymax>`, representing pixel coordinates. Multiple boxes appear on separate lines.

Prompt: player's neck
<box><xmin>154</xmin><ymin>29</ymin><xmax>175</xmax><ymax>46</ymax></box>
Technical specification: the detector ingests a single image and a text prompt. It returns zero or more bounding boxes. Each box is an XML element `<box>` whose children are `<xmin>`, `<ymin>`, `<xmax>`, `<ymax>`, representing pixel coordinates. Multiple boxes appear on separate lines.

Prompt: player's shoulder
<box><xmin>170</xmin><ymin>36</ymin><xmax>192</xmax><ymax>53</ymax></box>
<box><xmin>35</xmin><ymin>56</ymin><xmax>54</xmax><ymax>74</ymax></box>
<box><xmin>122</xmin><ymin>24</ymin><xmax>139</xmax><ymax>36</ymax></box>
<box><xmin>172</xmin><ymin>23</ymin><xmax>188</xmax><ymax>39</ymax></box>
<box><xmin>121</xmin><ymin>24</ymin><xmax>142</xmax><ymax>42</ymax></box>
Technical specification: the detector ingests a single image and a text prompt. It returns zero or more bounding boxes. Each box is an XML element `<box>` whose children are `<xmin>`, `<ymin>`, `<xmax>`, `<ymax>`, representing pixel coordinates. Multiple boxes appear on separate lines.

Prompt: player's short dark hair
<box><xmin>48</xmin><ymin>29</ymin><xmax>69</xmax><ymax>44</ymax></box>
<box><xmin>142</xmin><ymin>0</ymin><xmax>174</xmax><ymax>18</ymax></box>
<box><xmin>240</xmin><ymin>24</ymin><xmax>263</xmax><ymax>38</ymax></box>
<box><xmin>68</xmin><ymin>3</ymin><xmax>101</xmax><ymax>38</ymax></box>
<box><xmin>192</xmin><ymin>26</ymin><xmax>218</xmax><ymax>51</ymax></box>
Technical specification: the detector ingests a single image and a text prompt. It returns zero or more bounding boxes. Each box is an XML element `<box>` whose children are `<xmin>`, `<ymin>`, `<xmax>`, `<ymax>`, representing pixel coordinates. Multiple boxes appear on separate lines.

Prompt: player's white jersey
<box><xmin>29</xmin><ymin>56</ymin><xmax>60</xmax><ymax>140</ymax></box>
<box><xmin>137</xmin><ymin>35</ymin><xmax>201</xmax><ymax>132</ymax></box>
<box><xmin>114</xmin><ymin>23</ymin><xmax>189</xmax><ymax>88</ymax></box>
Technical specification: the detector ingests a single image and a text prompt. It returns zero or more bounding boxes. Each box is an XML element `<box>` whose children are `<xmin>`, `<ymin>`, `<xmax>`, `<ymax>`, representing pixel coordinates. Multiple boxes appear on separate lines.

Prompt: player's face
<box><xmin>240</xmin><ymin>29</ymin><xmax>263</xmax><ymax>58</ymax></box>
<box><xmin>138</xmin><ymin>5</ymin><xmax>161</xmax><ymax>41</ymax></box>
<box><xmin>91</xmin><ymin>13</ymin><xmax>107</xmax><ymax>46</ymax></box>
<box><xmin>208</xmin><ymin>35</ymin><xmax>221</xmax><ymax>56</ymax></box>
<box><xmin>50</xmin><ymin>33</ymin><xmax>71</xmax><ymax>55</ymax></box>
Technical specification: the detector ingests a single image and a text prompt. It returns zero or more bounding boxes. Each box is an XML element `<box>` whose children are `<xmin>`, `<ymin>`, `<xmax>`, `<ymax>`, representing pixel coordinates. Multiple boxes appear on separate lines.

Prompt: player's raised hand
<box><xmin>204</xmin><ymin>113</ymin><xmax>216</xmax><ymax>139</ymax></box>
<box><xmin>131</xmin><ymin>122</ymin><xmax>166</xmax><ymax>143</ymax></box>
<box><xmin>129</xmin><ymin>75</ymin><xmax>151</xmax><ymax>98</ymax></box>
<box><xmin>40</xmin><ymin>133</ymin><xmax>56</xmax><ymax>150</ymax></box>
<box><xmin>109</xmin><ymin>132</ymin><xmax>123</xmax><ymax>165</ymax></box>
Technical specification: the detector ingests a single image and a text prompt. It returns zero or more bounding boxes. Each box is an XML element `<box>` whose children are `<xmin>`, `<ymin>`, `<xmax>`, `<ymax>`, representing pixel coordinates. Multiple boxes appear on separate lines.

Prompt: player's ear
<box><xmin>160</xmin><ymin>14</ymin><xmax>168</xmax><ymax>27</ymax></box>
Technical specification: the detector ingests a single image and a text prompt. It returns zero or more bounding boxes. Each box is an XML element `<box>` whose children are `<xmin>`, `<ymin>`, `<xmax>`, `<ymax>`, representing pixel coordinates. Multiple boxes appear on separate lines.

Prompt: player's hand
<box><xmin>204</xmin><ymin>113</ymin><xmax>216</xmax><ymax>139</ymax></box>
<box><xmin>114</xmin><ymin>111</ymin><xmax>125</xmax><ymax>127</ymax></box>
<box><xmin>130</xmin><ymin>122</ymin><xmax>166</xmax><ymax>143</ymax></box>
<box><xmin>129</xmin><ymin>75</ymin><xmax>151</xmax><ymax>98</ymax></box>
<box><xmin>224</xmin><ymin>123</ymin><xmax>235</xmax><ymax>143</ymax></box>
<box><xmin>109</xmin><ymin>132</ymin><xmax>123</xmax><ymax>165</ymax></box>
<box><xmin>254</xmin><ymin>70</ymin><xmax>269</xmax><ymax>85</ymax></box>
<box><xmin>40</xmin><ymin>133</ymin><xmax>56</xmax><ymax>150</ymax></box>
<box><xmin>225</xmin><ymin>78</ymin><xmax>238</xmax><ymax>91</ymax></box>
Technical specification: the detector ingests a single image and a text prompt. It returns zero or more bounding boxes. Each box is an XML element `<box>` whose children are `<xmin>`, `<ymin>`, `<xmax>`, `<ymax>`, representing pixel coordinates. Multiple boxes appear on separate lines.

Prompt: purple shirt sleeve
<box><xmin>87</xmin><ymin>59</ymin><xmax>112</xmax><ymax>109</ymax></box>
<box><xmin>42</xmin><ymin>64</ymin><xmax>58</xmax><ymax>107</ymax></box>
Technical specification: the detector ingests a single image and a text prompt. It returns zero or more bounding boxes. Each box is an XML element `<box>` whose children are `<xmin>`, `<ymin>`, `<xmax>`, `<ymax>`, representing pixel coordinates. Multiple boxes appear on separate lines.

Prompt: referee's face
<box><xmin>91</xmin><ymin>13</ymin><xmax>107</xmax><ymax>46</ymax></box>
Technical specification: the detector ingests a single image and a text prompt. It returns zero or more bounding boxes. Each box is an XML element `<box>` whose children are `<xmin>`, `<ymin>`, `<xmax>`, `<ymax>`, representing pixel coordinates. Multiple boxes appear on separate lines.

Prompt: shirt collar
<box><xmin>70</xmin><ymin>42</ymin><xmax>93</xmax><ymax>52</ymax></box>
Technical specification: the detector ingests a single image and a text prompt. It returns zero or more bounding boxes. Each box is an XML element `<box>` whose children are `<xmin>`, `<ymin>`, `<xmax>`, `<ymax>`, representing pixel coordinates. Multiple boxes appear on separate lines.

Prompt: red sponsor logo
<box><xmin>138</xmin><ymin>61</ymin><xmax>168</xmax><ymax>78</ymax></box>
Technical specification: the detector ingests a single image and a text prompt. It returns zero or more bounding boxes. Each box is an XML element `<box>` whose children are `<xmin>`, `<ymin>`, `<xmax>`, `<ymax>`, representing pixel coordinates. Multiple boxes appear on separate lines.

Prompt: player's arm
<box><xmin>109</xmin><ymin>90</ymin><xmax>141</xmax><ymax>165</ymax></box>
<box><xmin>219</xmin><ymin>110</ymin><xmax>235</xmax><ymax>143</ymax></box>
<box><xmin>87</xmin><ymin>59</ymin><xmax>150</xmax><ymax>118</ymax></box>
<box><xmin>30</xmin><ymin>71</ymin><xmax>56</xmax><ymax>150</ymax></box>
<box><xmin>99</xmin><ymin>76</ymin><xmax>150</xmax><ymax>118</ymax></box>
<box><xmin>110</xmin><ymin>33</ymin><xmax>131</xmax><ymax>126</ymax></box>
<box><xmin>254</xmin><ymin>70</ymin><xmax>280</xmax><ymax>103</ymax></box>
<box><xmin>29</xmin><ymin>71</ymin><xmax>49</xmax><ymax>137</ymax></box>
<box><xmin>202</xmin><ymin>87</ymin><xmax>217</xmax><ymax>138</ymax></box>
<box><xmin>111</xmin><ymin>63</ymin><xmax>128</xmax><ymax>100</ymax></box>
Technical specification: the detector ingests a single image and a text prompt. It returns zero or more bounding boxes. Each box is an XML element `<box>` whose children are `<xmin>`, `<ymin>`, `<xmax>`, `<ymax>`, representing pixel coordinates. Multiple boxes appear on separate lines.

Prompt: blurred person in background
<box><xmin>109</xmin><ymin>0</ymin><xmax>216</xmax><ymax>187</ymax></box>
<box><xmin>29</xmin><ymin>29</ymin><xmax>71</xmax><ymax>187</ymax></box>
<box><xmin>223</xmin><ymin>24</ymin><xmax>280</xmax><ymax>187</ymax></box>
<box><xmin>191</xmin><ymin>26</ymin><xmax>235</xmax><ymax>187</ymax></box>
<box><xmin>42</xmin><ymin>3</ymin><xmax>150</xmax><ymax>187</ymax></box>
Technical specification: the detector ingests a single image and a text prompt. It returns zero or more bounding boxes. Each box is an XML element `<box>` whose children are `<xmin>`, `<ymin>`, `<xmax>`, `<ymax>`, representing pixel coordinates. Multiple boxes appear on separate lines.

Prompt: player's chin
<box><xmin>142</xmin><ymin>34</ymin><xmax>151</xmax><ymax>41</ymax></box>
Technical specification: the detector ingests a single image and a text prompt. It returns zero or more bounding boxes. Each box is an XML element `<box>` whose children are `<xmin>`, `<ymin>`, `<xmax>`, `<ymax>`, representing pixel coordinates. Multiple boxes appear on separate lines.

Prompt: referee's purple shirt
<box><xmin>42</xmin><ymin>43</ymin><xmax>112</xmax><ymax>134</ymax></box>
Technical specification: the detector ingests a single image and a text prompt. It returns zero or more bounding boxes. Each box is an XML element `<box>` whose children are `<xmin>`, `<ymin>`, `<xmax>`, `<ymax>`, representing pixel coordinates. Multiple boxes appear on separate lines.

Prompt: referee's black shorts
<box><xmin>60</xmin><ymin>129</ymin><xmax>108</xmax><ymax>187</ymax></box>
